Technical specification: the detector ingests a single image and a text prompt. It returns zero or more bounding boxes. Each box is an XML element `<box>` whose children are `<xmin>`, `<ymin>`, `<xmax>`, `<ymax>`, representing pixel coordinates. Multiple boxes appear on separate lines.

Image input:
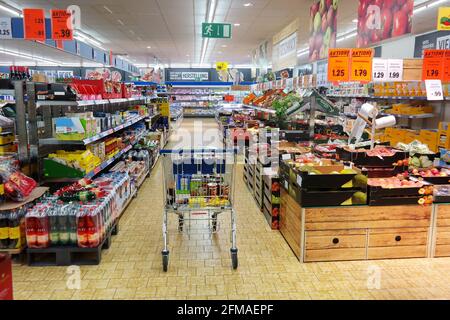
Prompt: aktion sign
<box><xmin>51</xmin><ymin>9</ymin><xmax>73</xmax><ymax>40</ymax></box>
<box><xmin>422</xmin><ymin>49</ymin><xmax>445</xmax><ymax>80</ymax></box>
<box><xmin>327</xmin><ymin>48</ymin><xmax>351</xmax><ymax>83</ymax></box>
<box><xmin>350</xmin><ymin>48</ymin><xmax>373</xmax><ymax>82</ymax></box>
<box><xmin>23</xmin><ymin>8</ymin><xmax>46</xmax><ymax>41</ymax></box>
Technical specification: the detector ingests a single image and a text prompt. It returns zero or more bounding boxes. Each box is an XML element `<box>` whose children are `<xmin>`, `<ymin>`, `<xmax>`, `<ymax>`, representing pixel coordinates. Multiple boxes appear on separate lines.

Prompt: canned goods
<box><xmin>207</xmin><ymin>183</ymin><xmax>218</xmax><ymax>197</ymax></box>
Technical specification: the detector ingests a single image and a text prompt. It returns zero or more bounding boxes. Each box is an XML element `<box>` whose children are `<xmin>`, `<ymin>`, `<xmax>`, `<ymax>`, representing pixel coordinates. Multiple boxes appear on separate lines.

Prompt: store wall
<box><xmin>380</xmin><ymin>35</ymin><xmax>416</xmax><ymax>59</ymax></box>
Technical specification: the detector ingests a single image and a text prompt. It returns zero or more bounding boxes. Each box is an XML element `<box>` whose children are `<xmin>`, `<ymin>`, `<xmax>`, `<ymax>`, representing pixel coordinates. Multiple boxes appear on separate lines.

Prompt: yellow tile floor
<box><xmin>11</xmin><ymin>119</ymin><xmax>450</xmax><ymax>300</ymax></box>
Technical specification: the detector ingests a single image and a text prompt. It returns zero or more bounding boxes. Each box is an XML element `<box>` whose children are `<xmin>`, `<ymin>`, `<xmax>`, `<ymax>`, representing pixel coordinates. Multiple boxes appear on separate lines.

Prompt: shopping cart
<box><xmin>160</xmin><ymin>148</ymin><xmax>238</xmax><ymax>272</ymax></box>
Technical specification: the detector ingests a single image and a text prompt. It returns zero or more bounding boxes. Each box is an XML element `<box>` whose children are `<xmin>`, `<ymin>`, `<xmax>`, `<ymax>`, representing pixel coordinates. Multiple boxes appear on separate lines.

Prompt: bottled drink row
<box><xmin>25</xmin><ymin>172</ymin><xmax>132</xmax><ymax>249</ymax></box>
<box><xmin>9</xmin><ymin>67</ymin><xmax>32</xmax><ymax>81</ymax></box>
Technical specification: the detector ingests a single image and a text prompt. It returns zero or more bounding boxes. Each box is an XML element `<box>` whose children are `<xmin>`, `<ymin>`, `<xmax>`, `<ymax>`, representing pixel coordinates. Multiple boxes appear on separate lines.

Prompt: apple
<box><xmin>309</xmin><ymin>36</ymin><xmax>315</xmax><ymax>54</ymax></box>
<box><xmin>315</xmin><ymin>33</ymin><xmax>323</xmax><ymax>51</ymax></box>
<box><xmin>358</xmin><ymin>18</ymin><xmax>367</xmax><ymax>36</ymax></box>
<box><xmin>319</xmin><ymin>0</ymin><xmax>326</xmax><ymax>16</ymax></box>
<box><xmin>323</xmin><ymin>27</ymin><xmax>332</xmax><ymax>46</ymax></box>
<box><xmin>431</xmin><ymin>168</ymin><xmax>439</xmax><ymax>175</ymax></box>
<box><xmin>311</xmin><ymin>1</ymin><xmax>320</xmax><ymax>16</ymax></box>
<box><xmin>332</xmin><ymin>0</ymin><xmax>338</xmax><ymax>11</ymax></box>
<box><xmin>333</xmin><ymin>12</ymin><xmax>337</xmax><ymax>30</ymax></box>
<box><xmin>358</xmin><ymin>0</ymin><xmax>370</xmax><ymax>18</ymax></box>
<box><xmin>383</xmin><ymin>0</ymin><xmax>396</xmax><ymax>9</ymax></box>
<box><xmin>326</xmin><ymin>0</ymin><xmax>332</xmax><ymax>10</ymax></box>
<box><xmin>327</xmin><ymin>6</ymin><xmax>335</xmax><ymax>28</ymax></box>
<box><xmin>392</xmin><ymin>11</ymin><xmax>408</xmax><ymax>37</ymax></box>
<box><xmin>321</xmin><ymin>13</ymin><xmax>328</xmax><ymax>33</ymax></box>
<box><xmin>330</xmin><ymin>31</ymin><xmax>336</xmax><ymax>47</ymax></box>
<box><xmin>380</xmin><ymin>8</ymin><xmax>393</xmax><ymax>40</ymax></box>
<box><xmin>314</xmin><ymin>12</ymin><xmax>322</xmax><ymax>33</ymax></box>
<box><xmin>397</xmin><ymin>0</ymin><xmax>407</xmax><ymax>6</ymax></box>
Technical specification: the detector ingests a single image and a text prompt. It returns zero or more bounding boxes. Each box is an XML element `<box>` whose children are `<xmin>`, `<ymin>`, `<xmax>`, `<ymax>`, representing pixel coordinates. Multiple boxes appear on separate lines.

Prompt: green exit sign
<box><xmin>202</xmin><ymin>23</ymin><xmax>232</xmax><ymax>38</ymax></box>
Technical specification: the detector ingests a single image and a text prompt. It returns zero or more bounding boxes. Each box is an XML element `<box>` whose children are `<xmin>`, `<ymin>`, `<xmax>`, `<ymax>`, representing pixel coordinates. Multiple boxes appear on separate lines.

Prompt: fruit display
<box><xmin>368</xmin><ymin>177</ymin><xmax>425</xmax><ymax>188</ymax></box>
<box><xmin>410</xmin><ymin>168</ymin><xmax>450</xmax><ymax>185</ymax></box>
<box><xmin>309</xmin><ymin>0</ymin><xmax>338</xmax><ymax>61</ymax></box>
<box><xmin>356</xmin><ymin>0</ymin><xmax>413</xmax><ymax>48</ymax></box>
<box><xmin>337</xmin><ymin>145</ymin><xmax>408</xmax><ymax>167</ymax></box>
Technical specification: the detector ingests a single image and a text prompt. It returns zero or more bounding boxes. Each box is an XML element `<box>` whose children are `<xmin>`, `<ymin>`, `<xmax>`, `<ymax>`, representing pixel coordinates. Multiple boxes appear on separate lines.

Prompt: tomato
<box><xmin>370</xmin><ymin>29</ymin><xmax>381</xmax><ymax>43</ymax></box>
<box><xmin>380</xmin><ymin>8</ymin><xmax>393</xmax><ymax>39</ymax></box>
<box><xmin>373</xmin><ymin>0</ymin><xmax>383</xmax><ymax>9</ymax></box>
<box><xmin>402</xmin><ymin>0</ymin><xmax>414</xmax><ymax>14</ymax></box>
<box><xmin>396</xmin><ymin>0</ymin><xmax>407</xmax><ymax>6</ymax></box>
<box><xmin>358</xmin><ymin>17</ymin><xmax>367</xmax><ymax>35</ymax></box>
<box><xmin>383</xmin><ymin>0</ymin><xmax>396</xmax><ymax>9</ymax></box>
<box><xmin>392</xmin><ymin>11</ymin><xmax>407</xmax><ymax>37</ymax></box>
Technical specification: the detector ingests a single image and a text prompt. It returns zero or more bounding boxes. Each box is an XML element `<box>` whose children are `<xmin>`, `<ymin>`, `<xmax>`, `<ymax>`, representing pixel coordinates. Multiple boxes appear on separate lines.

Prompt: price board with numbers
<box><xmin>372</xmin><ymin>58</ymin><xmax>388</xmax><ymax>82</ymax></box>
<box><xmin>350</xmin><ymin>48</ymin><xmax>373</xmax><ymax>82</ymax></box>
<box><xmin>23</xmin><ymin>8</ymin><xmax>46</xmax><ymax>41</ymax></box>
<box><xmin>422</xmin><ymin>49</ymin><xmax>445</xmax><ymax>80</ymax></box>
<box><xmin>425</xmin><ymin>79</ymin><xmax>444</xmax><ymax>101</ymax></box>
<box><xmin>51</xmin><ymin>9</ymin><xmax>73</xmax><ymax>40</ymax></box>
<box><xmin>328</xmin><ymin>49</ymin><xmax>351</xmax><ymax>83</ymax></box>
<box><xmin>387</xmin><ymin>59</ymin><xmax>403</xmax><ymax>81</ymax></box>
<box><xmin>0</xmin><ymin>18</ymin><xmax>12</xmax><ymax>39</ymax></box>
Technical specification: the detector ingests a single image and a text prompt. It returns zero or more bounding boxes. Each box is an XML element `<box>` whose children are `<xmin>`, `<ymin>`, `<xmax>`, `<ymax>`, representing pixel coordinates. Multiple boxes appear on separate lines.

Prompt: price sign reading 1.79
<box><xmin>328</xmin><ymin>49</ymin><xmax>351</xmax><ymax>83</ymax></box>
<box><xmin>350</xmin><ymin>48</ymin><xmax>373</xmax><ymax>83</ymax></box>
<box><xmin>422</xmin><ymin>49</ymin><xmax>445</xmax><ymax>81</ymax></box>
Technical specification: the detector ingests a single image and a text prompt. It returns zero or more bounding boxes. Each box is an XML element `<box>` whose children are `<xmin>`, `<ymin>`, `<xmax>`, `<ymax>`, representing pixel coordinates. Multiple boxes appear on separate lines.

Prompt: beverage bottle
<box><xmin>77</xmin><ymin>211</ymin><xmax>89</xmax><ymax>248</ymax></box>
<box><xmin>86</xmin><ymin>210</ymin><xmax>100</xmax><ymax>248</ymax></box>
<box><xmin>68</xmin><ymin>205</ymin><xmax>78</xmax><ymax>246</ymax></box>
<box><xmin>57</xmin><ymin>203</ymin><xmax>69</xmax><ymax>246</ymax></box>
<box><xmin>36</xmin><ymin>210</ymin><xmax>50</xmax><ymax>248</ymax></box>
<box><xmin>49</xmin><ymin>207</ymin><xmax>60</xmax><ymax>246</ymax></box>
<box><xmin>0</xmin><ymin>213</ymin><xmax>9</xmax><ymax>249</ymax></box>
<box><xmin>25</xmin><ymin>210</ymin><xmax>37</xmax><ymax>248</ymax></box>
<box><xmin>8</xmin><ymin>210</ymin><xmax>21</xmax><ymax>249</ymax></box>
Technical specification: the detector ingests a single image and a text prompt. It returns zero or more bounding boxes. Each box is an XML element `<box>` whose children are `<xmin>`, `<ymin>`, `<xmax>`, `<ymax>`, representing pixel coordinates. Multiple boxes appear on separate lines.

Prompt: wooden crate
<box><xmin>403</xmin><ymin>59</ymin><xmax>423</xmax><ymax>81</ymax></box>
<box><xmin>432</xmin><ymin>204</ymin><xmax>450</xmax><ymax>257</ymax></box>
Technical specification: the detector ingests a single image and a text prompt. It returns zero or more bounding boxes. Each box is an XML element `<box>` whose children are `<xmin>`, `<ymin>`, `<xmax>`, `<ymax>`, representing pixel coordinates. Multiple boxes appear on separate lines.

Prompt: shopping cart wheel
<box><xmin>212</xmin><ymin>213</ymin><xmax>218</xmax><ymax>232</ymax></box>
<box><xmin>230</xmin><ymin>248</ymin><xmax>238</xmax><ymax>269</ymax></box>
<box><xmin>162</xmin><ymin>251</ymin><xmax>169</xmax><ymax>272</ymax></box>
<box><xmin>178</xmin><ymin>215</ymin><xmax>184</xmax><ymax>232</ymax></box>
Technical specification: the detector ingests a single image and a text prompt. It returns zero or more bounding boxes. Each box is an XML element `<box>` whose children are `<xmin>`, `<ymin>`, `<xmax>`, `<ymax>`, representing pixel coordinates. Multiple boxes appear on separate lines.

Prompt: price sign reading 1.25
<box><xmin>350</xmin><ymin>48</ymin><xmax>373</xmax><ymax>82</ymax></box>
<box><xmin>328</xmin><ymin>49</ymin><xmax>351</xmax><ymax>83</ymax></box>
<box><xmin>23</xmin><ymin>8</ymin><xmax>46</xmax><ymax>40</ymax></box>
<box><xmin>422</xmin><ymin>49</ymin><xmax>445</xmax><ymax>81</ymax></box>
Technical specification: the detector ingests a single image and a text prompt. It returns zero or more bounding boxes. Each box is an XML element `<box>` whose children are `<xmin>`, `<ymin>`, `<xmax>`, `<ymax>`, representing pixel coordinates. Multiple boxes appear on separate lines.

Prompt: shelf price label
<box><xmin>387</xmin><ymin>59</ymin><xmax>403</xmax><ymax>81</ymax></box>
<box><xmin>350</xmin><ymin>48</ymin><xmax>373</xmax><ymax>83</ymax></box>
<box><xmin>422</xmin><ymin>49</ymin><xmax>445</xmax><ymax>80</ymax></box>
<box><xmin>425</xmin><ymin>79</ymin><xmax>444</xmax><ymax>101</ymax></box>
<box><xmin>328</xmin><ymin>49</ymin><xmax>351</xmax><ymax>83</ymax></box>
<box><xmin>372</xmin><ymin>58</ymin><xmax>388</xmax><ymax>82</ymax></box>
<box><xmin>0</xmin><ymin>18</ymin><xmax>12</xmax><ymax>39</ymax></box>
<box><xmin>51</xmin><ymin>9</ymin><xmax>73</xmax><ymax>40</ymax></box>
<box><xmin>23</xmin><ymin>8</ymin><xmax>46</xmax><ymax>41</ymax></box>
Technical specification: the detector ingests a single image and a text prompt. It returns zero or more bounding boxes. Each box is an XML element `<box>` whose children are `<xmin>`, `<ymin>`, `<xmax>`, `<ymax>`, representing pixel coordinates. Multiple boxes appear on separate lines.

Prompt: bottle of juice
<box><xmin>77</xmin><ymin>211</ymin><xmax>89</xmax><ymax>248</ymax></box>
<box><xmin>49</xmin><ymin>207</ymin><xmax>60</xmax><ymax>246</ymax></box>
<box><xmin>25</xmin><ymin>210</ymin><xmax>37</xmax><ymax>248</ymax></box>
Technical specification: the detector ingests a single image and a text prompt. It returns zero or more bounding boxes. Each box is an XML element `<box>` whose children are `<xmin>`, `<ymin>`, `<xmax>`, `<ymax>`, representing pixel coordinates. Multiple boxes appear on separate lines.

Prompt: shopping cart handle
<box><xmin>160</xmin><ymin>148</ymin><xmax>238</xmax><ymax>154</ymax></box>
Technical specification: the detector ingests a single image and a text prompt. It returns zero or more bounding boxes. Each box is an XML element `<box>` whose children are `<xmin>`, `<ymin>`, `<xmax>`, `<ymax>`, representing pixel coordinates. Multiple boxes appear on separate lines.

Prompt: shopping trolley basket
<box><xmin>160</xmin><ymin>148</ymin><xmax>238</xmax><ymax>271</ymax></box>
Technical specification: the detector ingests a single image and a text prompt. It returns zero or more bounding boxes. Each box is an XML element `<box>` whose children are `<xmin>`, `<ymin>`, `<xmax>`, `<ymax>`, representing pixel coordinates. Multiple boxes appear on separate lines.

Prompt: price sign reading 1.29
<box><xmin>328</xmin><ymin>49</ymin><xmax>351</xmax><ymax>83</ymax></box>
<box><xmin>422</xmin><ymin>49</ymin><xmax>445</xmax><ymax>81</ymax></box>
<box><xmin>350</xmin><ymin>48</ymin><xmax>373</xmax><ymax>83</ymax></box>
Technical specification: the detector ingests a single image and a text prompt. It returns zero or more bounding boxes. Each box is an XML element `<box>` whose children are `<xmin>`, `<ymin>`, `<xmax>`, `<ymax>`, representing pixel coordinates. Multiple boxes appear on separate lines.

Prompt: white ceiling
<box><xmin>0</xmin><ymin>0</ymin><xmax>448</xmax><ymax>67</ymax></box>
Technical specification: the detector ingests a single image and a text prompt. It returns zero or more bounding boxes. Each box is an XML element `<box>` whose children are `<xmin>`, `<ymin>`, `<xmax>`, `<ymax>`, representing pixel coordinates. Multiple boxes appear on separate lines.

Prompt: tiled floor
<box><xmin>11</xmin><ymin>119</ymin><xmax>450</xmax><ymax>300</ymax></box>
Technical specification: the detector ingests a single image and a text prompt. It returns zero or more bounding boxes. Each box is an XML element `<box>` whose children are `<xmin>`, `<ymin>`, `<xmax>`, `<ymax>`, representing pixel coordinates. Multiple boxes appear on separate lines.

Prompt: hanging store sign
<box><xmin>23</xmin><ymin>8</ymin><xmax>46</xmax><ymax>41</ymax></box>
<box><xmin>328</xmin><ymin>48</ymin><xmax>351</xmax><ymax>83</ymax></box>
<box><xmin>414</xmin><ymin>31</ymin><xmax>450</xmax><ymax>57</ymax></box>
<box><xmin>422</xmin><ymin>49</ymin><xmax>445</xmax><ymax>80</ymax></box>
<box><xmin>308</xmin><ymin>0</ymin><xmax>338</xmax><ymax>62</ymax></box>
<box><xmin>438</xmin><ymin>7</ymin><xmax>450</xmax><ymax>31</ymax></box>
<box><xmin>202</xmin><ymin>23</ymin><xmax>232</xmax><ymax>38</ymax></box>
<box><xmin>51</xmin><ymin>9</ymin><xmax>73</xmax><ymax>40</ymax></box>
<box><xmin>0</xmin><ymin>18</ymin><xmax>12</xmax><ymax>39</ymax></box>
<box><xmin>169</xmin><ymin>71</ymin><xmax>209</xmax><ymax>81</ymax></box>
<box><xmin>278</xmin><ymin>33</ymin><xmax>297</xmax><ymax>60</ymax></box>
<box><xmin>350</xmin><ymin>48</ymin><xmax>373</xmax><ymax>82</ymax></box>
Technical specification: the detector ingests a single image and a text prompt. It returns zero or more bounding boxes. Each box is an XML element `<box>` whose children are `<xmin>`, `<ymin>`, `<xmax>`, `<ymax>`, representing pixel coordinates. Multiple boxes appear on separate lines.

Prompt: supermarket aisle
<box><xmin>166</xmin><ymin>118</ymin><xmax>223</xmax><ymax>149</ymax></box>
<box><xmin>10</xmin><ymin>118</ymin><xmax>450</xmax><ymax>300</ymax></box>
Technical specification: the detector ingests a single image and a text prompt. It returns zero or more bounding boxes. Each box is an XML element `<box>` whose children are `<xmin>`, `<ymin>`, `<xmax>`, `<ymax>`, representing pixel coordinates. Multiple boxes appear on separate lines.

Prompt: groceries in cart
<box><xmin>175</xmin><ymin>174</ymin><xmax>230</xmax><ymax>208</ymax></box>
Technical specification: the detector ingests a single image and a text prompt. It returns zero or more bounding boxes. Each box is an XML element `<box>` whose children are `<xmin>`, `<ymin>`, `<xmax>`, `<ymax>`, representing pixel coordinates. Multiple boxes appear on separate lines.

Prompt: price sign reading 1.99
<box><xmin>350</xmin><ymin>48</ymin><xmax>373</xmax><ymax>83</ymax></box>
<box><xmin>422</xmin><ymin>49</ymin><xmax>445</xmax><ymax>81</ymax></box>
<box><xmin>328</xmin><ymin>49</ymin><xmax>351</xmax><ymax>83</ymax></box>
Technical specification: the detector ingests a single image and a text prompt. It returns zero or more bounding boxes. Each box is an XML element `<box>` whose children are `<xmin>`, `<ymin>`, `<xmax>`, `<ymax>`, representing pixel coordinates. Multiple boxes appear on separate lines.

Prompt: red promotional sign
<box><xmin>23</xmin><ymin>8</ymin><xmax>46</xmax><ymax>41</ymax></box>
<box><xmin>422</xmin><ymin>49</ymin><xmax>445</xmax><ymax>80</ymax></box>
<box><xmin>51</xmin><ymin>9</ymin><xmax>73</xmax><ymax>40</ymax></box>
<box><xmin>356</xmin><ymin>0</ymin><xmax>413</xmax><ymax>48</ymax></box>
<box><xmin>0</xmin><ymin>254</ymin><xmax>13</xmax><ymax>300</ymax></box>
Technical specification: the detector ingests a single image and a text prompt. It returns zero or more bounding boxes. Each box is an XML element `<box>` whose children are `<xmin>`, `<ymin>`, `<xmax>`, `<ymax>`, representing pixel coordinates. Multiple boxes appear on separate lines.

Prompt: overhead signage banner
<box><xmin>278</xmin><ymin>33</ymin><xmax>297</xmax><ymax>60</ymax></box>
<box><xmin>169</xmin><ymin>72</ymin><xmax>209</xmax><ymax>81</ymax></box>
<box><xmin>414</xmin><ymin>31</ymin><xmax>450</xmax><ymax>57</ymax></box>
<box><xmin>350</xmin><ymin>48</ymin><xmax>373</xmax><ymax>82</ymax></box>
<box><xmin>356</xmin><ymin>0</ymin><xmax>413</xmax><ymax>48</ymax></box>
<box><xmin>23</xmin><ymin>8</ymin><xmax>46</xmax><ymax>41</ymax></box>
<box><xmin>308</xmin><ymin>0</ymin><xmax>338</xmax><ymax>62</ymax></box>
<box><xmin>328</xmin><ymin>48</ymin><xmax>351</xmax><ymax>83</ymax></box>
<box><xmin>272</xmin><ymin>19</ymin><xmax>299</xmax><ymax>71</ymax></box>
<box><xmin>51</xmin><ymin>9</ymin><xmax>73</xmax><ymax>40</ymax></box>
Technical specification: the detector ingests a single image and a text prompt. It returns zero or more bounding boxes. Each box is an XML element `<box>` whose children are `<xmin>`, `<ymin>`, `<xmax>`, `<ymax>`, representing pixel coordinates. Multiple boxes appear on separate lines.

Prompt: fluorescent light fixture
<box><xmin>103</xmin><ymin>6</ymin><xmax>113</xmax><ymax>14</ymax></box>
<box><xmin>0</xmin><ymin>49</ymin><xmax>65</xmax><ymax>65</ymax></box>
<box><xmin>243</xmin><ymin>3</ymin><xmax>253</xmax><ymax>7</ymax></box>
<box><xmin>221</xmin><ymin>44</ymin><xmax>227</xmax><ymax>48</ymax></box>
<box><xmin>147</xmin><ymin>46</ymin><xmax>152</xmax><ymax>49</ymax></box>
<box><xmin>117</xmin><ymin>19</ymin><xmax>124</xmax><ymax>26</ymax></box>
<box><xmin>200</xmin><ymin>0</ymin><xmax>217</xmax><ymax>64</ymax></box>
<box><xmin>74</xmin><ymin>30</ymin><xmax>104</xmax><ymax>49</ymax></box>
<box><xmin>0</xmin><ymin>3</ymin><xmax>22</xmax><ymax>16</ymax></box>
<box><xmin>352</xmin><ymin>19</ymin><xmax>358</xmax><ymax>23</ymax></box>
<box><xmin>234</xmin><ymin>23</ymin><xmax>240</xmax><ymax>26</ymax></box>
<box><xmin>297</xmin><ymin>47</ymin><xmax>309</xmax><ymax>57</ymax></box>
